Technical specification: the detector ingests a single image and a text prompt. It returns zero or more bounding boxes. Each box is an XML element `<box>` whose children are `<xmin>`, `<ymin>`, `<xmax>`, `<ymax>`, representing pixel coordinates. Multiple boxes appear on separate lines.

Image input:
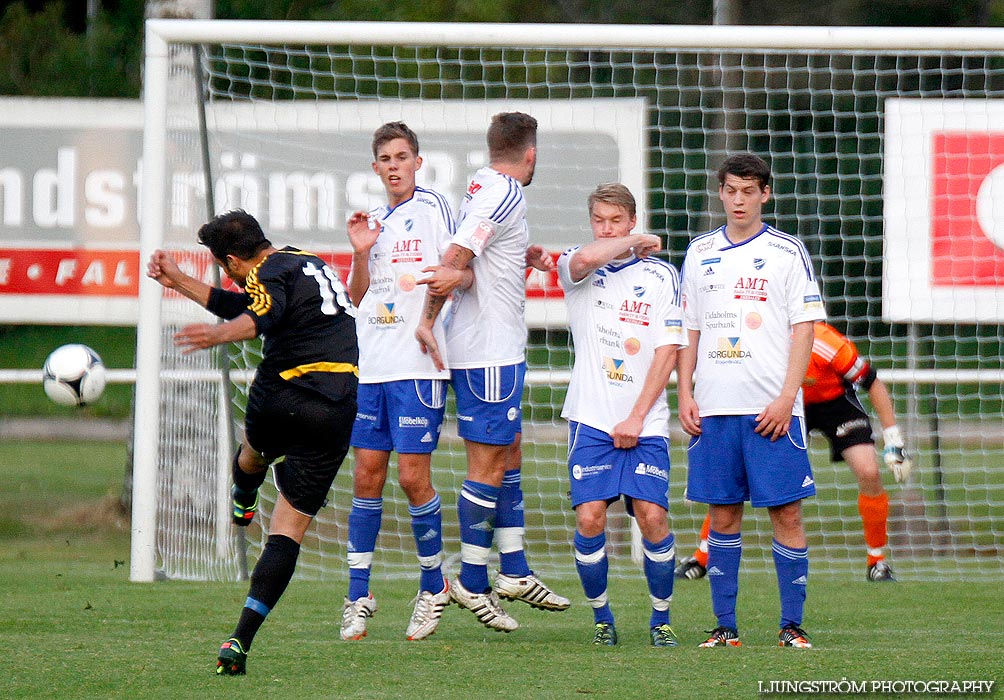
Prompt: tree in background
<box><xmin>0</xmin><ymin>1</ymin><xmax>144</xmax><ymax>96</ymax></box>
<box><xmin>1</xmin><ymin>0</ymin><xmax>1001</xmax><ymax>97</ymax></box>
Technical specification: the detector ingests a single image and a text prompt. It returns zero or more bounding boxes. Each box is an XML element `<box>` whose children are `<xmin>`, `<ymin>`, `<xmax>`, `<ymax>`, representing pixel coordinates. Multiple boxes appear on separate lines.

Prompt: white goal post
<box><xmin>133</xmin><ymin>20</ymin><xmax>1004</xmax><ymax>583</ymax></box>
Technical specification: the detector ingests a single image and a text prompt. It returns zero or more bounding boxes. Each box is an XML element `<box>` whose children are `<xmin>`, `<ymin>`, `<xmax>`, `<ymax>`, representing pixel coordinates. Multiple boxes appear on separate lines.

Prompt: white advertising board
<box><xmin>885</xmin><ymin>98</ymin><xmax>1004</xmax><ymax>322</ymax></box>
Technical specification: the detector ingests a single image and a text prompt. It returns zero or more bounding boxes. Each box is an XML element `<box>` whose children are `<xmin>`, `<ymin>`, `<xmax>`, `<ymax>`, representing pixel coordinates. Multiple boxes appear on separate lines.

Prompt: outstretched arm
<box><xmin>567</xmin><ymin>234</ymin><xmax>661</xmax><ymax>283</ymax></box>
<box><xmin>147</xmin><ymin>250</ymin><xmax>213</xmax><ymax>307</ymax></box>
<box><xmin>173</xmin><ymin>315</ymin><xmax>258</xmax><ymax>354</ymax></box>
<box><xmin>525</xmin><ymin>244</ymin><xmax>555</xmax><ymax>272</ymax></box>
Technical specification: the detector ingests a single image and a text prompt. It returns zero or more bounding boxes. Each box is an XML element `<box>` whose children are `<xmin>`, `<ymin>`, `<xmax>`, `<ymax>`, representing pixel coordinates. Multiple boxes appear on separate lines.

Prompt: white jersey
<box><xmin>558</xmin><ymin>248</ymin><xmax>687</xmax><ymax>438</ymax></box>
<box><xmin>445</xmin><ymin>166</ymin><xmax>529</xmax><ymax>368</ymax></box>
<box><xmin>680</xmin><ymin>223</ymin><xmax>826</xmax><ymax>416</ymax></box>
<box><xmin>355</xmin><ymin>187</ymin><xmax>454</xmax><ymax>383</ymax></box>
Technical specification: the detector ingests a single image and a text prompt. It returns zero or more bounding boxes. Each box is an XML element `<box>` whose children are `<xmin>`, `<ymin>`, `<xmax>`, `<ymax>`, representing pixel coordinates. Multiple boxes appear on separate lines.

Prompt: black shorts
<box><xmin>244</xmin><ymin>378</ymin><xmax>356</xmax><ymax>516</ymax></box>
<box><xmin>804</xmin><ymin>393</ymin><xmax>875</xmax><ymax>462</ymax></box>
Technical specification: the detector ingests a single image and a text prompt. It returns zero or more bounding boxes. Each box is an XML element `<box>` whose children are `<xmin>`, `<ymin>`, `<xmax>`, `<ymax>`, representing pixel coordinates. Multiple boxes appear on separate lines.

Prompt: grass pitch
<box><xmin>1</xmin><ymin>438</ymin><xmax>1000</xmax><ymax>700</ymax></box>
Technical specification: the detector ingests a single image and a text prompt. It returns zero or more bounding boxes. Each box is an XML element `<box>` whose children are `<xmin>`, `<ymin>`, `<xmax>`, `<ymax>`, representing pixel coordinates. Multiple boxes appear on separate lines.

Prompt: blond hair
<box><xmin>587</xmin><ymin>183</ymin><xmax>636</xmax><ymax>218</ymax></box>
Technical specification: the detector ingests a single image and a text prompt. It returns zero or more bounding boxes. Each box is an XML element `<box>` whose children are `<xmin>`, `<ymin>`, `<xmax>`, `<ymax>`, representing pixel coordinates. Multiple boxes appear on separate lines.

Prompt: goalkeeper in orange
<box><xmin>675</xmin><ymin>321</ymin><xmax>911</xmax><ymax>582</ymax></box>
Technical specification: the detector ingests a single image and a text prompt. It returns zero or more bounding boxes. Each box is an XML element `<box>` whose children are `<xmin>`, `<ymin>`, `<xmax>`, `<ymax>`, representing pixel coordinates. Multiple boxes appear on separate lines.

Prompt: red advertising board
<box><xmin>931</xmin><ymin>132</ymin><xmax>1004</xmax><ymax>286</ymax></box>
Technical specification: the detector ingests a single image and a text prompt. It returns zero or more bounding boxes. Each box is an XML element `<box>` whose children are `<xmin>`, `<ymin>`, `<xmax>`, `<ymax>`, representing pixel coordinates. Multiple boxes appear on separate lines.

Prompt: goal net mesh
<box><xmin>146</xmin><ymin>28</ymin><xmax>1004</xmax><ymax>582</ymax></box>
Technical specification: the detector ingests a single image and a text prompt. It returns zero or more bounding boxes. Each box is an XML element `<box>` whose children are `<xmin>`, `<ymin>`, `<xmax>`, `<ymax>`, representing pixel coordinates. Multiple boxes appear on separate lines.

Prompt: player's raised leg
<box><xmin>230</xmin><ymin>441</ymin><xmax>269</xmax><ymax>527</ymax></box>
<box><xmin>494</xmin><ymin>435</ymin><xmax>570</xmax><ymax>611</ymax></box>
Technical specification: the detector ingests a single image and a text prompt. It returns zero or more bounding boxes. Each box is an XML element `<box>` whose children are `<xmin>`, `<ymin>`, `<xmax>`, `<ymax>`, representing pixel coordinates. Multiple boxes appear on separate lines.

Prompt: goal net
<box><xmin>132</xmin><ymin>21</ymin><xmax>1004</xmax><ymax>583</ymax></box>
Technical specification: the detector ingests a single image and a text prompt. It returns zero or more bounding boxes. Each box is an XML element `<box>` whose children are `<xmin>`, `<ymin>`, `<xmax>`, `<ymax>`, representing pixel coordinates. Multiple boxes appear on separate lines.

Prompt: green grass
<box><xmin>2</xmin><ymin>438</ymin><xmax>1002</xmax><ymax>699</ymax></box>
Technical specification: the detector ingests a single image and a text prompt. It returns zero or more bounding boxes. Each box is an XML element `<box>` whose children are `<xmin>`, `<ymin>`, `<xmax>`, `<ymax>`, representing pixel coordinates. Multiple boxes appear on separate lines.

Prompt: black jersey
<box><xmin>207</xmin><ymin>246</ymin><xmax>358</xmax><ymax>402</ymax></box>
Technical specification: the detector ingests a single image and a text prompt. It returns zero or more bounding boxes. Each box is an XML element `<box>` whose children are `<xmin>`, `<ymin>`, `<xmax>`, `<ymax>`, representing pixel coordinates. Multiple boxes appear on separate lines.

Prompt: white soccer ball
<box><xmin>42</xmin><ymin>344</ymin><xmax>107</xmax><ymax>407</ymax></box>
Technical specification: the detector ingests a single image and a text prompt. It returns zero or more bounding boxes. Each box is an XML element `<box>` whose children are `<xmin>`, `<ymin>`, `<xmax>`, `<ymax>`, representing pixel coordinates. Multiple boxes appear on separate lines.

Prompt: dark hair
<box><xmin>717</xmin><ymin>152</ymin><xmax>771</xmax><ymax>190</ymax></box>
<box><xmin>487</xmin><ymin>112</ymin><xmax>537</xmax><ymax>163</ymax></box>
<box><xmin>372</xmin><ymin>121</ymin><xmax>419</xmax><ymax>159</ymax></box>
<box><xmin>197</xmin><ymin>210</ymin><xmax>271</xmax><ymax>262</ymax></box>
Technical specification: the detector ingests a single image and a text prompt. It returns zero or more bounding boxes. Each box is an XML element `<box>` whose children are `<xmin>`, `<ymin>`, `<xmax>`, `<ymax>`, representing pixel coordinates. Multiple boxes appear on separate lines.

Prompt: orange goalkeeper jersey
<box><xmin>802</xmin><ymin>322</ymin><xmax>872</xmax><ymax>405</ymax></box>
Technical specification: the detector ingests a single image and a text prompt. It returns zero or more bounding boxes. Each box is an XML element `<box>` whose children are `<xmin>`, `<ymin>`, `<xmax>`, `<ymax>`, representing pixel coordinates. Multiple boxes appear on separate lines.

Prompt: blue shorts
<box><xmin>350</xmin><ymin>379</ymin><xmax>447</xmax><ymax>454</ymax></box>
<box><xmin>451</xmin><ymin>363</ymin><xmax>525</xmax><ymax>445</ymax></box>
<box><xmin>686</xmin><ymin>414</ymin><xmax>815</xmax><ymax>508</ymax></box>
<box><xmin>567</xmin><ymin>421</ymin><xmax>671</xmax><ymax>513</ymax></box>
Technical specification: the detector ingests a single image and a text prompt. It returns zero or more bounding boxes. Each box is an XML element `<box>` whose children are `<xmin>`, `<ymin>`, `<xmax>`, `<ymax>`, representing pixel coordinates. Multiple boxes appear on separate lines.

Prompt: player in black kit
<box><xmin>147</xmin><ymin>210</ymin><xmax>358</xmax><ymax>676</ymax></box>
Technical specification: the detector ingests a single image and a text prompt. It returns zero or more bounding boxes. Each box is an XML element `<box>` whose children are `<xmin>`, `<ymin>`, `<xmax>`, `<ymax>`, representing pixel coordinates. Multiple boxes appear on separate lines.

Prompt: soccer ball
<box><xmin>42</xmin><ymin>344</ymin><xmax>107</xmax><ymax>407</ymax></box>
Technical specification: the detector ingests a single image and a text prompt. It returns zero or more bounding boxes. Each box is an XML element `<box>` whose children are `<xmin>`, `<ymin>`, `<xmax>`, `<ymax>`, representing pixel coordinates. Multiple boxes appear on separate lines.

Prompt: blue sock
<box><xmin>347</xmin><ymin>497</ymin><xmax>382</xmax><ymax>601</ymax></box>
<box><xmin>457</xmin><ymin>480</ymin><xmax>499</xmax><ymax>593</ymax></box>
<box><xmin>772</xmin><ymin>539</ymin><xmax>809</xmax><ymax>628</ymax></box>
<box><xmin>497</xmin><ymin>469</ymin><xmax>531</xmax><ymax>576</ymax></box>
<box><xmin>574</xmin><ymin>530</ymin><xmax>613</xmax><ymax>625</ymax></box>
<box><xmin>410</xmin><ymin>493</ymin><xmax>445</xmax><ymax>594</ymax></box>
<box><xmin>643</xmin><ymin>533</ymin><xmax>675</xmax><ymax>627</ymax></box>
<box><xmin>707</xmin><ymin>529</ymin><xmax>742</xmax><ymax>631</ymax></box>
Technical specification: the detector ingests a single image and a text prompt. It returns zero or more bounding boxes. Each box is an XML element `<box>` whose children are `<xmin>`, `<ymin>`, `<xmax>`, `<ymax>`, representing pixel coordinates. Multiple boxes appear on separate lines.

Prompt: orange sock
<box><xmin>858</xmin><ymin>491</ymin><xmax>889</xmax><ymax>567</ymax></box>
<box><xmin>694</xmin><ymin>512</ymin><xmax>711</xmax><ymax>567</ymax></box>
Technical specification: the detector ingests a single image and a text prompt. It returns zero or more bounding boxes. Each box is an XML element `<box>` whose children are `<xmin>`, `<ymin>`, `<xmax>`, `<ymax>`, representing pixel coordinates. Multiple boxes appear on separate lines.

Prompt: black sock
<box><xmin>231</xmin><ymin>534</ymin><xmax>301</xmax><ymax>650</ymax></box>
<box><xmin>232</xmin><ymin>448</ymin><xmax>268</xmax><ymax>495</ymax></box>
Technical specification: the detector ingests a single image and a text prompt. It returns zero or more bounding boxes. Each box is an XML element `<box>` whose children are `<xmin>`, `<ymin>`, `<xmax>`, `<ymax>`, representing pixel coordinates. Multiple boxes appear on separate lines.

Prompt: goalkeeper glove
<box><xmin>882</xmin><ymin>425</ymin><xmax>913</xmax><ymax>483</ymax></box>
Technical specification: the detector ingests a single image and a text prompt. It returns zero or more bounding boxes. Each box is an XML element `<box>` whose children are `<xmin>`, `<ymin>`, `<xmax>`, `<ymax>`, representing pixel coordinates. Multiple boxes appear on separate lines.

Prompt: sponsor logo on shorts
<box><xmin>420</xmin><ymin>432</ymin><xmax>433</xmax><ymax>443</ymax></box>
<box><xmin>456</xmin><ymin>413</ymin><xmax>473</xmax><ymax>422</ymax></box>
<box><xmin>356</xmin><ymin>412</ymin><xmax>378</xmax><ymax>421</ymax></box>
<box><xmin>399</xmin><ymin>416</ymin><xmax>430</xmax><ymax>427</ymax></box>
<box><xmin>835</xmin><ymin>418</ymin><xmax>870</xmax><ymax>437</ymax></box>
<box><xmin>571</xmin><ymin>463</ymin><xmax>614</xmax><ymax>480</ymax></box>
<box><xmin>634</xmin><ymin>461</ymin><xmax>669</xmax><ymax>481</ymax></box>
<box><xmin>801</xmin><ymin>475</ymin><xmax>815</xmax><ymax>488</ymax></box>
<box><xmin>507</xmin><ymin>407</ymin><xmax>518</xmax><ymax>421</ymax></box>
